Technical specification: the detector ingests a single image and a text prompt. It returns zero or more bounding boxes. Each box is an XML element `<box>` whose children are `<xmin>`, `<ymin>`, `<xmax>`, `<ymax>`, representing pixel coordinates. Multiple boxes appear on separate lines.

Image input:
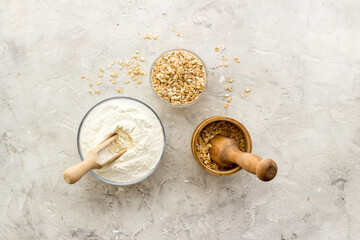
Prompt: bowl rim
<box><xmin>191</xmin><ymin>116</ymin><xmax>252</xmax><ymax>176</ymax></box>
<box><xmin>77</xmin><ymin>96</ymin><xmax>166</xmax><ymax>186</ymax></box>
<box><xmin>149</xmin><ymin>49</ymin><xmax>207</xmax><ymax>108</ymax></box>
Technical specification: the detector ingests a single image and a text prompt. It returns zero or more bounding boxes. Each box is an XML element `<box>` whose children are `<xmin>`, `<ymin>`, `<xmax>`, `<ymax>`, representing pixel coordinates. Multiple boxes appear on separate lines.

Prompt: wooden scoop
<box><xmin>63</xmin><ymin>134</ymin><xmax>127</xmax><ymax>184</ymax></box>
<box><xmin>209</xmin><ymin>135</ymin><xmax>277</xmax><ymax>181</ymax></box>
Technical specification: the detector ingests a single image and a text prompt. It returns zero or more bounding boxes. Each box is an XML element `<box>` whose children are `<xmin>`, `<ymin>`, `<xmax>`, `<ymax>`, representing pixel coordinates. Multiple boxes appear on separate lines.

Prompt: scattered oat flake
<box><xmin>111</xmin><ymin>61</ymin><xmax>115</xmax><ymax>65</ymax></box>
<box><xmin>250</xmin><ymin>70</ymin><xmax>255</xmax><ymax>74</ymax></box>
<box><xmin>98</xmin><ymin>73</ymin><xmax>103</xmax><ymax>77</ymax></box>
<box><xmin>116</xmin><ymin>88</ymin><xmax>123</xmax><ymax>93</ymax></box>
<box><xmin>106</xmin><ymin>65</ymin><xmax>111</xmax><ymax>69</ymax></box>
<box><xmin>236</xmin><ymin>60</ymin><xmax>241</xmax><ymax>63</ymax></box>
<box><xmin>219</xmin><ymin>62</ymin><xmax>223</xmax><ymax>67</ymax></box>
<box><xmin>140</xmin><ymin>57</ymin><xmax>145</xmax><ymax>62</ymax></box>
<box><xmin>81</xmin><ymin>75</ymin><xmax>86</xmax><ymax>79</ymax></box>
<box><xmin>96</xmin><ymin>81</ymin><xmax>102</xmax><ymax>85</ymax></box>
<box><xmin>10</xmin><ymin>146</ymin><xmax>17</xmax><ymax>152</ymax></box>
<box><xmin>307</xmin><ymin>197</ymin><xmax>310</xmax><ymax>201</ymax></box>
<box><xmin>85</xmin><ymin>76</ymin><xmax>89</xmax><ymax>80</ymax></box>
<box><xmin>228</xmin><ymin>78</ymin><xmax>234</xmax><ymax>83</ymax></box>
<box><xmin>148</xmin><ymin>34</ymin><xmax>152</xmax><ymax>39</ymax></box>
<box><xmin>233</xmin><ymin>57</ymin><xmax>238</xmax><ymax>60</ymax></box>
<box><xmin>224</xmin><ymin>56</ymin><xmax>228</xmax><ymax>60</ymax></box>
<box><xmin>171</xmin><ymin>27</ymin><xmax>175</xmax><ymax>31</ymax></box>
<box><xmin>144</xmin><ymin>34</ymin><xmax>148</xmax><ymax>39</ymax></box>
<box><xmin>125</xmin><ymin>80</ymin><xmax>130</xmax><ymax>84</ymax></box>
<box><xmin>215</xmin><ymin>47</ymin><xmax>219</xmax><ymax>52</ymax></box>
<box><xmin>110</xmin><ymin>72</ymin><xmax>118</xmax><ymax>77</ymax></box>
<box><xmin>177</xmin><ymin>32</ymin><xmax>180</xmax><ymax>36</ymax></box>
<box><xmin>154</xmin><ymin>35</ymin><xmax>159</xmax><ymax>40</ymax></box>
<box><xmin>245</xmin><ymin>87</ymin><xmax>251</xmax><ymax>92</ymax></box>
<box><xmin>89</xmin><ymin>82</ymin><xmax>93</xmax><ymax>87</ymax></box>
<box><xmin>99</xmin><ymin>68</ymin><xmax>104</xmax><ymax>72</ymax></box>
<box><xmin>88</xmin><ymin>90</ymin><xmax>94</xmax><ymax>94</ymax></box>
<box><xmin>227</xmin><ymin>97</ymin><xmax>232</xmax><ymax>103</ymax></box>
<box><xmin>224</xmin><ymin>94</ymin><xmax>229</xmax><ymax>97</ymax></box>
<box><xmin>95</xmin><ymin>90</ymin><xmax>100</xmax><ymax>94</ymax></box>
<box><xmin>225</xmin><ymin>85</ymin><xmax>232</xmax><ymax>91</ymax></box>
<box><xmin>112</xmin><ymin>79</ymin><xmax>116</xmax><ymax>84</ymax></box>
<box><xmin>241</xmin><ymin>92</ymin><xmax>247</xmax><ymax>98</ymax></box>
<box><xmin>220</xmin><ymin>45</ymin><xmax>225</xmax><ymax>51</ymax></box>
<box><xmin>224</xmin><ymin>62</ymin><xmax>229</xmax><ymax>67</ymax></box>
<box><xmin>135</xmin><ymin>50</ymin><xmax>140</xmax><ymax>54</ymax></box>
<box><xmin>224</xmin><ymin>103</ymin><xmax>229</xmax><ymax>108</ymax></box>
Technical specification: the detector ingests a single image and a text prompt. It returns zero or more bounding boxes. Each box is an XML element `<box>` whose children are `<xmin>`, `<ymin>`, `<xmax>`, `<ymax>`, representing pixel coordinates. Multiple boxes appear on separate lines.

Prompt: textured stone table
<box><xmin>1</xmin><ymin>0</ymin><xmax>360</xmax><ymax>239</ymax></box>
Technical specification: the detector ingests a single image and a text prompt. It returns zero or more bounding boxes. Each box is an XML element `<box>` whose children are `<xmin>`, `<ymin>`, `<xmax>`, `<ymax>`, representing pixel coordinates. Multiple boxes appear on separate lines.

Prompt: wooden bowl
<box><xmin>191</xmin><ymin>116</ymin><xmax>252</xmax><ymax>176</ymax></box>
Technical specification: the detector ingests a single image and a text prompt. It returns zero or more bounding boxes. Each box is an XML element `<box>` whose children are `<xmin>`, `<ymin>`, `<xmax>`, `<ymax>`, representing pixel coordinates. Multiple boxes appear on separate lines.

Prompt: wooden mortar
<box><xmin>191</xmin><ymin>116</ymin><xmax>252</xmax><ymax>176</ymax></box>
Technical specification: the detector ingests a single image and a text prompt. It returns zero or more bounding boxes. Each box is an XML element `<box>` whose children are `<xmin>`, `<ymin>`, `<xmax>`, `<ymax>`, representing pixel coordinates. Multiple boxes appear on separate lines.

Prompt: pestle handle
<box><xmin>229</xmin><ymin>149</ymin><xmax>277</xmax><ymax>181</ymax></box>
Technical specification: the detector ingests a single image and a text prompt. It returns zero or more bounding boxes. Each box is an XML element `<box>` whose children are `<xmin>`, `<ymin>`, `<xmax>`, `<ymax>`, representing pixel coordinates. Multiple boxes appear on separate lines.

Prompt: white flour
<box><xmin>79</xmin><ymin>98</ymin><xmax>164</xmax><ymax>183</ymax></box>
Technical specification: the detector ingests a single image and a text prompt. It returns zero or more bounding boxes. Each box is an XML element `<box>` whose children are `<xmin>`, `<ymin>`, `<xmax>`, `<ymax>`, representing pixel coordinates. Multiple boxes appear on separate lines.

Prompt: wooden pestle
<box><xmin>63</xmin><ymin>134</ymin><xmax>126</xmax><ymax>184</ymax></box>
<box><xmin>209</xmin><ymin>135</ymin><xmax>277</xmax><ymax>181</ymax></box>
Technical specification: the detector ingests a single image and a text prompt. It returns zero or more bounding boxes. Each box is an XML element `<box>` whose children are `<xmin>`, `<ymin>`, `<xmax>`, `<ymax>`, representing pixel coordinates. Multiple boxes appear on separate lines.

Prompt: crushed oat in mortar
<box><xmin>151</xmin><ymin>50</ymin><xmax>206</xmax><ymax>105</ymax></box>
<box><xmin>196</xmin><ymin>121</ymin><xmax>246</xmax><ymax>170</ymax></box>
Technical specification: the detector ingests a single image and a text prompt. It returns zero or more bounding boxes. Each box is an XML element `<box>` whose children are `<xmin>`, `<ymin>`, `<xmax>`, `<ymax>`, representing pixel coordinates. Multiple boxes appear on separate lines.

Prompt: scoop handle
<box><xmin>229</xmin><ymin>150</ymin><xmax>277</xmax><ymax>181</ymax></box>
<box><xmin>63</xmin><ymin>157</ymin><xmax>100</xmax><ymax>184</ymax></box>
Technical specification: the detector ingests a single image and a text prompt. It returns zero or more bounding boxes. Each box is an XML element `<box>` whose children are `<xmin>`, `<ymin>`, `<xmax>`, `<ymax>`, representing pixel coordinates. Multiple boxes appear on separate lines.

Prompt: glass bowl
<box><xmin>77</xmin><ymin>97</ymin><xmax>166</xmax><ymax>186</ymax></box>
<box><xmin>149</xmin><ymin>49</ymin><xmax>207</xmax><ymax>108</ymax></box>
